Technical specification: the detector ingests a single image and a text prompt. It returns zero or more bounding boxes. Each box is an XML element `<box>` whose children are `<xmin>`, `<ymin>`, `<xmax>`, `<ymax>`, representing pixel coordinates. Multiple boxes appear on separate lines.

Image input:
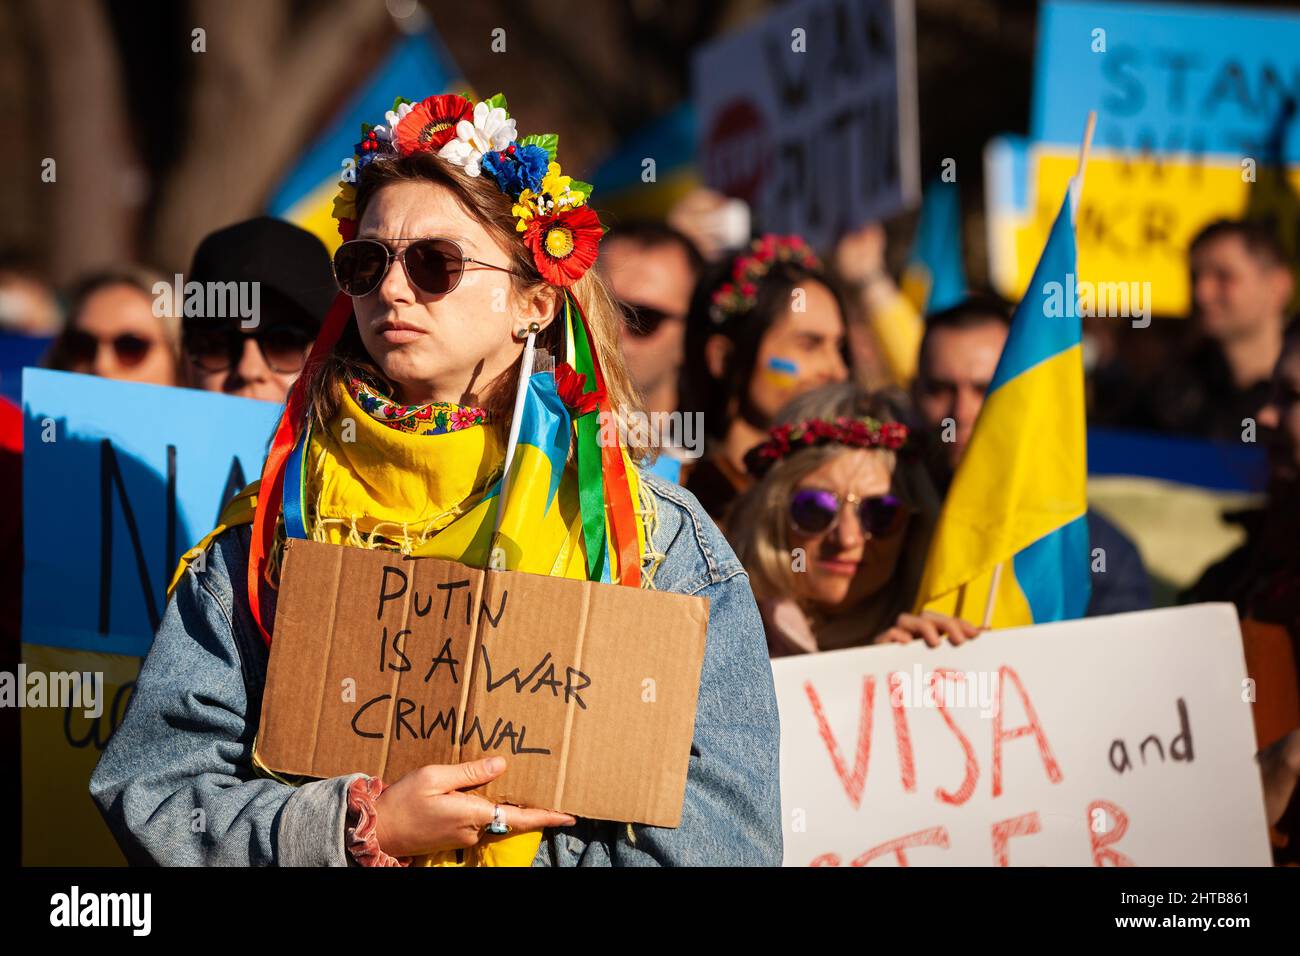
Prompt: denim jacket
<box><xmin>89</xmin><ymin>472</ymin><xmax>783</xmax><ymax>866</ymax></box>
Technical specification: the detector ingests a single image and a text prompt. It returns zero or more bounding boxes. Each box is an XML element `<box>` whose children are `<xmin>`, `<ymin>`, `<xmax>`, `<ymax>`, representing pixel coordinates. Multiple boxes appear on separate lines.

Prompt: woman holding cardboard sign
<box><xmin>90</xmin><ymin>93</ymin><xmax>782</xmax><ymax>866</ymax></box>
<box><xmin>727</xmin><ymin>383</ymin><xmax>981</xmax><ymax>655</ymax></box>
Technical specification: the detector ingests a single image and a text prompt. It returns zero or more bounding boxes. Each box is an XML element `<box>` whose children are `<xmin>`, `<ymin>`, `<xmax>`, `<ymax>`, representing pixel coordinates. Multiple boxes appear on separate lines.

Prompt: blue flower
<box><xmin>482</xmin><ymin>143</ymin><xmax>549</xmax><ymax>197</ymax></box>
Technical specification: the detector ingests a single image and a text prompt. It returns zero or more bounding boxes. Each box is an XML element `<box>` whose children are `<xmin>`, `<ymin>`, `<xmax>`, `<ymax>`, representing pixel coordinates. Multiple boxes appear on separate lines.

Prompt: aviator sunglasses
<box><xmin>788</xmin><ymin>489</ymin><xmax>908</xmax><ymax>538</ymax></box>
<box><xmin>185</xmin><ymin>323</ymin><xmax>315</xmax><ymax>375</ymax></box>
<box><xmin>63</xmin><ymin>330</ymin><xmax>158</xmax><ymax>368</ymax></box>
<box><xmin>332</xmin><ymin>236</ymin><xmax>517</xmax><ymax>298</ymax></box>
<box><xmin>620</xmin><ymin>302</ymin><xmax>677</xmax><ymax>338</ymax></box>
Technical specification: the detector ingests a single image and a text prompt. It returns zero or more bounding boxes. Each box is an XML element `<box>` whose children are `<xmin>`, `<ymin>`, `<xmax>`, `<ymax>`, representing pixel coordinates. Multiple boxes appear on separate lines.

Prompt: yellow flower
<box><xmin>512</xmin><ymin>189</ymin><xmax>540</xmax><ymax>232</ymax></box>
<box><xmin>539</xmin><ymin>162</ymin><xmax>586</xmax><ymax>209</ymax></box>
<box><xmin>332</xmin><ymin>181</ymin><xmax>357</xmax><ymax>220</ymax></box>
<box><xmin>541</xmin><ymin>162</ymin><xmax>570</xmax><ymax>196</ymax></box>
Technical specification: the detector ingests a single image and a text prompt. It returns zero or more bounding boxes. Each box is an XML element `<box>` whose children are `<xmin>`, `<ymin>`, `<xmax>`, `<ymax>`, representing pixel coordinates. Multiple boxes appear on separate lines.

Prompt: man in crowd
<box><xmin>1138</xmin><ymin>219</ymin><xmax>1292</xmax><ymax>440</ymax></box>
<box><xmin>598</xmin><ymin>220</ymin><xmax>703</xmax><ymax>419</ymax></box>
<box><xmin>913</xmin><ymin>295</ymin><xmax>1151</xmax><ymax>616</ymax></box>
<box><xmin>182</xmin><ymin>216</ymin><xmax>334</xmax><ymax>404</ymax></box>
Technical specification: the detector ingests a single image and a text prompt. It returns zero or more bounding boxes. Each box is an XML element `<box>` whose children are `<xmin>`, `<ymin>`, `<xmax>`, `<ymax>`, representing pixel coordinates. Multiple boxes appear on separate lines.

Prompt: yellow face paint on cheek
<box><xmin>761</xmin><ymin>356</ymin><xmax>799</xmax><ymax>389</ymax></box>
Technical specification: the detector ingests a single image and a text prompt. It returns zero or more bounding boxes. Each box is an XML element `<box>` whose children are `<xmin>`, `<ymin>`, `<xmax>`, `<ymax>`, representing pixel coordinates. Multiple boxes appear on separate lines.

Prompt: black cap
<box><xmin>188</xmin><ymin>216</ymin><xmax>335</xmax><ymax>331</ymax></box>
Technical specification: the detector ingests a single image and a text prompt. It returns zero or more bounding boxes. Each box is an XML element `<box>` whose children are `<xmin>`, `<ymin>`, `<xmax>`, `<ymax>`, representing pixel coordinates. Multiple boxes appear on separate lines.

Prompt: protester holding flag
<box><xmin>90</xmin><ymin>92</ymin><xmax>781</xmax><ymax>867</ymax></box>
<box><xmin>679</xmin><ymin>234</ymin><xmax>851</xmax><ymax>523</ymax></box>
<box><xmin>726</xmin><ymin>382</ymin><xmax>977</xmax><ymax>656</ymax></box>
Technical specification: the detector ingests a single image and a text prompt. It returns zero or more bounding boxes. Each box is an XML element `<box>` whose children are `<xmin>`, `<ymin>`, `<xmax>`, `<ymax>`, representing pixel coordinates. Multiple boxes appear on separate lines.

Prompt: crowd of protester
<box><xmin>3</xmin><ymin>187</ymin><xmax>1299</xmax><ymax>864</ymax></box>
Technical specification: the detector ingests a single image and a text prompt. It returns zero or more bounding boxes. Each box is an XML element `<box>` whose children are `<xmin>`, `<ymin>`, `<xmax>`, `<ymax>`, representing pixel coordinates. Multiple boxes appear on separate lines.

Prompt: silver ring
<box><xmin>486</xmin><ymin>804</ymin><xmax>511</xmax><ymax>835</ymax></box>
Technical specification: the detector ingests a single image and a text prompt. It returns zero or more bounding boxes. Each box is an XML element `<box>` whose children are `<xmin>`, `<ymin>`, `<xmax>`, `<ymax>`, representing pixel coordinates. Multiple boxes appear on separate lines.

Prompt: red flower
<box><xmin>392</xmin><ymin>94</ymin><xmax>473</xmax><ymax>155</ymax></box>
<box><xmin>338</xmin><ymin>217</ymin><xmax>358</xmax><ymax>242</ymax></box>
<box><xmin>523</xmin><ymin>206</ymin><xmax>603</xmax><ymax>287</ymax></box>
<box><xmin>555</xmin><ymin>362</ymin><xmax>603</xmax><ymax>415</ymax></box>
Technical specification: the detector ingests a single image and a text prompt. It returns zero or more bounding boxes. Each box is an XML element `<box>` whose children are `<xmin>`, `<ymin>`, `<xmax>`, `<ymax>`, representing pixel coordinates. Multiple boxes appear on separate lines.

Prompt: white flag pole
<box><xmin>490</xmin><ymin>323</ymin><xmax>539</xmax><ymax>561</ymax></box>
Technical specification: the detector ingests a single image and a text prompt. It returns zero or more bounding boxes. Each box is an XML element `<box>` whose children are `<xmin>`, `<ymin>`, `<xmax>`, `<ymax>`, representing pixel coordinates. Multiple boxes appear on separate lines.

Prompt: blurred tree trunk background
<box><xmin>0</xmin><ymin>0</ymin><xmax>1039</xmax><ymax>286</ymax></box>
<box><xmin>15</xmin><ymin>0</ymin><xmax>1292</xmax><ymax>289</ymax></box>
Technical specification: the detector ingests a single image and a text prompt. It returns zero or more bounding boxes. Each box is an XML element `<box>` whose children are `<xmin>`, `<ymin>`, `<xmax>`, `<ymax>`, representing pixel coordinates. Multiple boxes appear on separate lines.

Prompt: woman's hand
<box><xmin>874</xmin><ymin>611</ymin><xmax>982</xmax><ymax>648</ymax></box>
<box><xmin>374</xmin><ymin>756</ymin><xmax>576</xmax><ymax>858</ymax></box>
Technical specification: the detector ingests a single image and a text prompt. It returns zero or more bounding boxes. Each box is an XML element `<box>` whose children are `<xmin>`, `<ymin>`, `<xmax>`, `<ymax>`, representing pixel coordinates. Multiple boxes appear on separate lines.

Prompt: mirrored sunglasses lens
<box><xmin>334</xmin><ymin>241</ymin><xmax>387</xmax><ymax>295</ymax></box>
<box><xmin>406</xmin><ymin>240</ymin><xmax>462</xmax><ymax>295</ymax></box>
<box><xmin>789</xmin><ymin>490</ymin><xmax>838</xmax><ymax>534</ymax></box>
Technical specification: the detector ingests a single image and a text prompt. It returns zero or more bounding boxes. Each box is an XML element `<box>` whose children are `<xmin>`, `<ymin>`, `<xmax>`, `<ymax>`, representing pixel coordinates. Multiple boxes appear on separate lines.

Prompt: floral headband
<box><xmin>744</xmin><ymin>416</ymin><xmax>909</xmax><ymax>478</ymax></box>
<box><xmin>709</xmin><ymin>234</ymin><xmax>822</xmax><ymax>325</ymax></box>
<box><xmin>332</xmin><ymin>93</ymin><xmax>602</xmax><ymax>287</ymax></box>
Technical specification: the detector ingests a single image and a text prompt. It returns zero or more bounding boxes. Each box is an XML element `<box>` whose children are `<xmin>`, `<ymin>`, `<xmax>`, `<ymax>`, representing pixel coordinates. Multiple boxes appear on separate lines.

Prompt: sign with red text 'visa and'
<box><xmin>773</xmin><ymin>604</ymin><xmax>1271</xmax><ymax>866</ymax></box>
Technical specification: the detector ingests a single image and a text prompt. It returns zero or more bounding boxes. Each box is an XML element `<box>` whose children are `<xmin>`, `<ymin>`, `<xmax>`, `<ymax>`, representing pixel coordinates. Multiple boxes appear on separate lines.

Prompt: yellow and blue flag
<box><xmin>900</xmin><ymin>178</ymin><xmax>967</xmax><ymax>316</ymax></box>
<box><xmin>915</xmin><ymin>182</ymin><xmax>1090</xmax><ymax>627</ymax></box>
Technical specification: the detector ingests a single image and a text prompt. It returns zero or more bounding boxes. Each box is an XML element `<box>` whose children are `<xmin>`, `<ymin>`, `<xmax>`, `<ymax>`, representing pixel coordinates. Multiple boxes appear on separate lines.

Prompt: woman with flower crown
<box><xmin>90</xmin><ymin>93</ymin><xmax>782</xmax><ymax>867</ymax></box>
<box><xmin>678</xmin><ymin>235</ymin><xmax>853</xmax><ymax>525</ymax></box>
<box><xmin>725</xmin><ymin>381</ymin><xmax>981</xmax><ymax>656</ymax></box>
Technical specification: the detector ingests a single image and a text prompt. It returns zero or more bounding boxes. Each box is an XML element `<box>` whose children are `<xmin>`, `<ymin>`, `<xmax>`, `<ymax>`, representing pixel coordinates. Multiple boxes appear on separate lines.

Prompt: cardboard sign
<box><xmin>773</xmin><ymin>604</ymin><xmax>1272</xmax><ymax>866</ymax></box>
<box><xmin>255</xmin><ymin>539</ymin><xmax>710</xmax><ymax>827</ymax></box>
<box><xmin>1032</xmin><ymin>0</ymin><xmax>1300</xmax><ymax>161</ymax></box>
<box><xmin>21</xmin><ymin>369</ymin><xmax>280</xmax><ymax>657</ymax></box>
<box><xmin>692</xmin><ymin>0</ymin><xmax>920</xmax><ymax>250</ymax></box>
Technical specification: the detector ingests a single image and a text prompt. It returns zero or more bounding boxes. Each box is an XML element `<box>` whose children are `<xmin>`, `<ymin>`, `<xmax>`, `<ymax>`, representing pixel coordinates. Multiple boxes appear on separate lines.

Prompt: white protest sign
<box><xmin>692</xmin><ymin>0</ymin><xmax>920</xmax><ymax>250</ymax></box>
<box><xmin>773</xmin><ymin>604</ymin><xmax>1272</xmax><ymax>866</ymax></box>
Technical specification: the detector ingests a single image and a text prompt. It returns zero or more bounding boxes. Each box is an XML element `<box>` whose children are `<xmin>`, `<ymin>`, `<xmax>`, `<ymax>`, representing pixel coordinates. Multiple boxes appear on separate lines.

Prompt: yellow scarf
<box><xmin>172</xmin><ymin>380</ymin><xmax>648</xmax><ymax>867</ymax></box>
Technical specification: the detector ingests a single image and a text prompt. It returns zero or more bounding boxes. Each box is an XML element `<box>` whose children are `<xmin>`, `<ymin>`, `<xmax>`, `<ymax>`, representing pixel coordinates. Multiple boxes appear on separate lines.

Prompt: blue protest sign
<box><xmin>1032</xmin><ymin>0</ymin><xmax>1300</xmax><ymax>162</ymax></box>
<box><xmin>21</xmin><ymin>369</ymin><xmax>281</xmax><ymax>657</ymax></box>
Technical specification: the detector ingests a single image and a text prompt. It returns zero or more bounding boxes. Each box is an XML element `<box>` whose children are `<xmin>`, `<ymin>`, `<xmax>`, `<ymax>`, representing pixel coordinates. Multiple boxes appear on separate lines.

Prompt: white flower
<box><xmin>384</xmin><ymin>102</ymin><xmax>414</xmax><ymax>131</ymax></box>
<box><xmin>437</xmin><ymin>101</ymin><xmax>517</xmax><ymax>177</ymax></box>
<box><xmin>370</xmin><ymin>124</ymin><xmax>391</xmax><ymax>143</ymax></box>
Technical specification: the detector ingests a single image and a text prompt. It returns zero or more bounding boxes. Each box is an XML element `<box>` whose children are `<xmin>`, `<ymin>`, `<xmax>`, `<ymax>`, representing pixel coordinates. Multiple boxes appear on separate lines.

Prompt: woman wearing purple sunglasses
<box><xmin>727</xmin><ymin>382</ymin><xmax>982</xmax><ymax>656</ymax></box>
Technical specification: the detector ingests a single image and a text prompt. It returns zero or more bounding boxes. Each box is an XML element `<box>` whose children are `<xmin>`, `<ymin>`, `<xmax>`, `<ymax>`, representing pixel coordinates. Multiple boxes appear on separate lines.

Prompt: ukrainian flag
<box><xmin>900</xmin><ymin>178</ymin><xmax>967</xmax><ymax>316</ymax></box>
<box><xmin>914</xmin><ymin>182</ymin><xmax>1090</xmax><ymax>627</ymax></box>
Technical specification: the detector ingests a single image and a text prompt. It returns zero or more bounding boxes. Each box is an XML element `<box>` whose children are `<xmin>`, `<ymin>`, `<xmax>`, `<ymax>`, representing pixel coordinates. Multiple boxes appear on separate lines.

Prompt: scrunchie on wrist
<box><xmin>345</xmin><ymin>776</ymin><xmax>411</xmax><ymax>867</ymax></box>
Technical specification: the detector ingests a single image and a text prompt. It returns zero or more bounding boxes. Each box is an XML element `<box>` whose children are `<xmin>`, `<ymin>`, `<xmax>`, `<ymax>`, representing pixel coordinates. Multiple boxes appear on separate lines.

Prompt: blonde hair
<box><xmin>726</xmin><ymin>383</ymin><xmax>938</xmax><ymax>635</ymax></box>
<box><xmin>304</xmin><ymin>151</ymin><xmax>650</xmax><ymax>462</ymax></box>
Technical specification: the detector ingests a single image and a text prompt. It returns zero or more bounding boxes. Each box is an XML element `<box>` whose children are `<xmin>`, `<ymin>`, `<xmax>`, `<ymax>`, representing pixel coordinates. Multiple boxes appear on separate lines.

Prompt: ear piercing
<box><xmin>517</xmin><ymin>321</ymin><xmax>541</xmax><ymax>338</ymax></box>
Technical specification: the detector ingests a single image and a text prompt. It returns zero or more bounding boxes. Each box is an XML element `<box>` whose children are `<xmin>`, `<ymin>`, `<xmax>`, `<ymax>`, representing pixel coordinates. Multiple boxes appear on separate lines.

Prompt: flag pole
<box><xmin>1071</xmin><ymin>110</ymin><xmax>1097</xmax><ymax>219</ymax></box>
<box><xmin>490</xmin><ymin>325</ymin><xmax>539</xmax><ymax>564</ymax></box>
<box><xmin>982</xmin><ymin>563</ymin><xmax>1003</xmax><ymax>629</ymax></box>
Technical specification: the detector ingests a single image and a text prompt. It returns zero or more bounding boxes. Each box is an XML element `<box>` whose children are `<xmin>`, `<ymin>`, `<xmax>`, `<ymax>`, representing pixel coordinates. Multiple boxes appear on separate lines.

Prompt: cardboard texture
<box><xmin>255</xmin><ymin>539</ymin><xmax>710</xmax><ymax>827</ymax></box>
